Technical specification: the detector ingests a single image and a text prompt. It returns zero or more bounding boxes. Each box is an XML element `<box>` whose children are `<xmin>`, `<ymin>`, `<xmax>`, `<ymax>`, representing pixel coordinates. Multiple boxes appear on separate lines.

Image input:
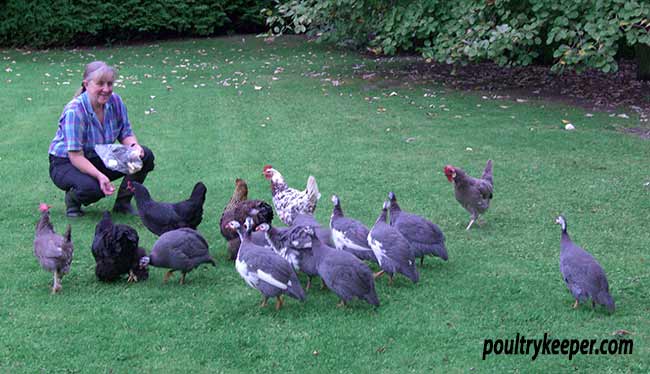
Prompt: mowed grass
<box><xmin>1</xmin><ymin>35</ymin><xmax>649</xmax><ymax>372</ymax></box>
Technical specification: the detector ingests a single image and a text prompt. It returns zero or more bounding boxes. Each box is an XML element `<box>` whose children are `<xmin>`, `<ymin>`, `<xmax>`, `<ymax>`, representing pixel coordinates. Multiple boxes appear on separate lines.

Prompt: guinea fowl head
<box><xmin>331</xmin><ymin>194</ymin><xmax>339</xmax><ymax>206</ymax></box>
<box><xmin>555</xmin><ymin>215</ymin><xmax>567</xmax><ymax>232</ymax></box>
<box><xmin>388</xmin><ymin>191</ymin><xmax>396</xmax><ymax>202</ymax></box>
<box><xmin>443</xmin><ymin>165</ymin><xmax>456</xmax><ymax>182</ymax></box>
<box><xmin>255</xmin><ymin>223</ymin><xmax>270</xmax><ymax>232</ymax></box>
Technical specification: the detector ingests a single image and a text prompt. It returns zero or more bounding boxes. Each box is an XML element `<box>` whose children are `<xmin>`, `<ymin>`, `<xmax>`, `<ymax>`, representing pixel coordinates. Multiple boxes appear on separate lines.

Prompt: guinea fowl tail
<box><xmin>481</xmin><ymin>159</ymin><xmax>494</xmax><ymax>186</ymax></box>
<box><xmin>287</xmin><ymin>271</ymin><xmax>306</xmax><ymax>301</ymax></box>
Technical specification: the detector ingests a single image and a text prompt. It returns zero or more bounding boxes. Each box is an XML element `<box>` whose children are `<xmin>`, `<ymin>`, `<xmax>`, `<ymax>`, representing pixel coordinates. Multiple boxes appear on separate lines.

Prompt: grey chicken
<box><xmin>34</xmin><ymin>203</ymin><xmax>74</xmax><ymax>293</ymax></box>
<box><xmin>444</xmin><ymin>159</ymin><xmax>493</xmax><ymax>230</ymax></box>
<box><xmin>388</xmin><ymin>192</ymin><xmax>447</xmax><ymax>264</ymax></box>
<box><xmin>141</xmin><ymin>228</ymin><xmax>216</xmax><ymax>284</ymax></box>
<box><xmin>555</xmin><ymin>215</ymin><xmax>615</xmax><ymax>313</ymax></box>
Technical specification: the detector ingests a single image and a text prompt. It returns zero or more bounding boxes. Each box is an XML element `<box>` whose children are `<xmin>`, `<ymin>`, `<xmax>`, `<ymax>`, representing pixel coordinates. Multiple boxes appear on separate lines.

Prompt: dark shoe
<box><xmin>113</xmin><ymin>200</ymin><xmax>138</xmax><ymax>215</ymax></box>
<box><xmin>65</xmin><ymin>190</ymin><xmax>84</xmax><ymax>218</ymax></box>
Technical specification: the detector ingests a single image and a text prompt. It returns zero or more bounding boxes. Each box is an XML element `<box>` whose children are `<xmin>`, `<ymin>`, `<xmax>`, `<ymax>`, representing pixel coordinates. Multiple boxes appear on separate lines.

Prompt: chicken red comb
<box><xmin>39</xmin><ymin>203</ymin><xmax>50</xmax><ymax>212</ymax></box>
<box><xmin>443</xmin><ymin>165</ymin><xmax>455</xmax><ymax>182</ymax></box>
<box><xmin>263</xmin><ymin>165</ymin><xmax>273</xmax><ymax>172</ymax></box>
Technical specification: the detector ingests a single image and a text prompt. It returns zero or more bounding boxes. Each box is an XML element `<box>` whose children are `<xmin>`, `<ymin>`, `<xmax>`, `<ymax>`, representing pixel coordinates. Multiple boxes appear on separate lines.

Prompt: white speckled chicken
<box><xmin>263</xmin><ymin>165</ymin><xmax>320</xmax><ymax>225</ymax></box>
<box><xmin>34</xmin><ymin>203</ymin><xmax>74</xmax><ymax>293</ymax></box>
<box><xmin>444</xmin><ymin>159</ymin><xmax>493</xmax><ymax>230</ymax></box>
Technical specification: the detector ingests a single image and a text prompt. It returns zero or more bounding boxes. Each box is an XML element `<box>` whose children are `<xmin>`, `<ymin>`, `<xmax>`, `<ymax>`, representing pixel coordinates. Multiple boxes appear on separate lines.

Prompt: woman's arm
<box><xmin>68</xmin><ymin>151</ymin><xmax>115</xmax><ymax>195</ymax></box>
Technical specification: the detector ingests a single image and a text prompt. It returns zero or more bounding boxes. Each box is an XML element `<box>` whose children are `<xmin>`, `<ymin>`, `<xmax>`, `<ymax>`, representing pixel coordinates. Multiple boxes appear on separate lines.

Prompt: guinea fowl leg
<box><xmin>163</xmin><ymin>270</ymin><xmax>174</xmax><ymax>283</ymax></box>
<box><xmin>373</xmin><ymin>270</ymin><xmax>385</xmax><ymax>279</ymax></box>
<box><xmin>306</xmin><ymin>277</ymin><xmax>312</xmax><ymax>291</ymax></box>
<box><xmin>572</xmin><ymin>300</ymin><xmax>579</xmax><ymax>309</ymax></box>
<box><xmin>388</xmin><ymin>275</ymin><xmax>394</xmax><ymax>286</ymax></box>
<box><xmin>127</xmin><ymin>270</ymin><xmax>138</xmax><ymax>283</ymax></box>
<box><xmin>275</xmin><ymin>296</ymin><xmax>284</xmax><ymax>311</ymax></box>
<box><xmin>420</xmin><ymin>256</ymin><xmax>425</xmax><ymax>266</ymax></box>
<box><xmin>336</xmin><ymin>300</ymin><xmax>346</xmax><ymax>308</ymax></box>
<box><xmin>260</xmin><ymin>296</ymin><xmax>268</xmax><ymax>308</ymax></box>
<box><xmin>179</xmin><ymin>273</ymin><xmax>186</xmax><ymax>285</ymax></box>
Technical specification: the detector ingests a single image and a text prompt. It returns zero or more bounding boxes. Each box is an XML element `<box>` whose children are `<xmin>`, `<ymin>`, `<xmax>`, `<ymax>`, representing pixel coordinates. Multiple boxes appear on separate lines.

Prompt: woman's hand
<box><xmin>97</xmin><ymin>173</ymin><xmax>115</xmax><ymax>196</ymax></box>
<box><xmin>131</xmin><ymin>143</ymin><xmax>145</xmax><ymax>158</ymax></box>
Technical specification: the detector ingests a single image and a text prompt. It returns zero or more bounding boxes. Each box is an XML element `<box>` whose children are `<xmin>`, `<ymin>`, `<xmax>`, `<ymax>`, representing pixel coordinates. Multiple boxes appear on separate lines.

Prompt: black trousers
<box><xmin>49</xmin><ymin>145</ymin><xmax>155</xmax><ymax>206</ymax></box>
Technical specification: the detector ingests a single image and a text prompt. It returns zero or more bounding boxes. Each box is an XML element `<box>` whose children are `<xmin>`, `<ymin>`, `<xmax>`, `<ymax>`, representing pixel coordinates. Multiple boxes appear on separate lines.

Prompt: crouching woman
<box><xmin>48</xmin><ymin>61</ymin><xmax>155</xmax><ymax>217</ymax></box>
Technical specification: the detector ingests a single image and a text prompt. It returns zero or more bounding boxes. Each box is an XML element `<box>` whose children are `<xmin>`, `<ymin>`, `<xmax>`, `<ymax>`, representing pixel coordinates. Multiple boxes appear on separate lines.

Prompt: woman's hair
<box><xmin>74</xmin><ymin>61</ymin><xmax>116</xmax><ymax>98</ymax></box>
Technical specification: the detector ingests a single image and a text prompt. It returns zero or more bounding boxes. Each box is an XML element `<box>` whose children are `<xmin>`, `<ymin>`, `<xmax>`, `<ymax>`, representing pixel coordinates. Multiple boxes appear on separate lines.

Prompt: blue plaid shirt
<box><xmin>49</xmin><ymin>92</ymin><xmax>134</xmax><ymax>158</ymax></box>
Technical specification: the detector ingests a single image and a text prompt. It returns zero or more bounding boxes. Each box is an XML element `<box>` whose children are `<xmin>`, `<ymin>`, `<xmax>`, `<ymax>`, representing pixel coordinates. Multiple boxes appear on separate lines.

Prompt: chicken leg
<box><xmin>572</xmin><ymin>300</ymin><xmax>579</xmax><ymax>309</ymax></box>
<box><xmin>275</xmin><ymin>295</ymin><xmax>284</xmax><ymax>311</ymax></box>
<box><xmin>51</xmin><ymin>271</ymin><xmax>61</xmax><ymax>294</ymax></box>
<box><xmin>179</xmin><ymin>272</ymin><xmax>186</xmax><ymax>285</ymax></box>
<box><xmin>336</xmin><ymin>300</ymin><xmax>346</xmax><ymax>308</ymax></box>
<box><xmin>163</xmin><ymin>270</ymin><xmax>174</xmax><ymax>283</ymax></box>
<box><xmin>127</xmin><ymin>270</ymin><xmax>138</xmax><ymax>283</ymax></box>
<box><xmin>373</xmin><ymin>270</ymin><xmax>385</xmax><ymax>279</ymax></box>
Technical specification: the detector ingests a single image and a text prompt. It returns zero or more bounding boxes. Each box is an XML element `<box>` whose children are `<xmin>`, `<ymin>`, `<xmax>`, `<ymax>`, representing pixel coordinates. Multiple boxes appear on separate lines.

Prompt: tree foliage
<box><xmin>0</xmin><ymin>0</ymin><xmax>272</xmax><ymax>48</ymax></box>
<box><xmin>264</xmin><ymin>0</ymin><xmax>650</xmax><ymax>73</ymax></box>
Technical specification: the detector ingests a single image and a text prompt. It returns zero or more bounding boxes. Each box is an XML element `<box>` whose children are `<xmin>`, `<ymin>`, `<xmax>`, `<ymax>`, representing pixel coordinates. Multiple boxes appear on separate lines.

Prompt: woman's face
<box><xmin>84</xmin><ymin>73</ymin><xmax>114</xmax><ymax>108</ymax></box>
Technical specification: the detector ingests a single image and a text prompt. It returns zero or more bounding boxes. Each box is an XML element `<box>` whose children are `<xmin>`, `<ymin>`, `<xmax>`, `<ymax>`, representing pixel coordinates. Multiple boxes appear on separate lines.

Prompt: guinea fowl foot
<box><xmin>572</xmin><ymin>300</ymin><xmax>579</xmax><ymax>309</ymax></box>
<box><xmin>127</xmin><ymin>270</ymin><xmax>138</xmax><ymax>283</ymax></box>
<box><xmin>320</xmin><ymin>282</ymin><xmax>328</xmax><ymax>291</ymax></box>
<box><xmin>275</xmin><ymin>296</ymin><xmax>284</xmax><ymax>311</ymax></box>
<box><xmin>179</xmin><ymin>273</ymin><xmax>186</xmax><ymax>285</ymax></box>
<box><xmin>163</xmin><ymin>270</ymin><xmax>174</xmax><ymax>283</ymax></box>
<box><xmin>336</xmin><ymin>300</ymin><xmax>346</xmax><ymax>308</ymax></box>
<box><xmin>373</xmin><ymin>270</ymin><xmax>385</xmax><ymax>279</ymax></box>
<box><xmin>260</xmin><ymin>297</ymin><xmax>269</xmax><ymax>308</ymax></box>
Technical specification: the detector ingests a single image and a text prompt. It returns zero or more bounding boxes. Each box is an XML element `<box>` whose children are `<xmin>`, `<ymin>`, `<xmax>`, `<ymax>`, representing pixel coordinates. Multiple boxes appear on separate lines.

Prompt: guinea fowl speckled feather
<box><xmin>329</xmin><ymin>195</ymin><xmax>377</xmax><ymax>263</ymax></box>
<box><xmin>129</xmin><ymin>181</ymin><xmax>207</xmax><ymax>236</ymax></box>
<box><xmin>219</xmin><ymin>178</ymin><xmax>274</xmax><ymax>260</ymax></box>
<box><xmin>368</xmin><ymin>201</ymin><xmax>419</xmax><ymax>284</ymax></box>
<box><xmin>91</xmin><ymin>211</ymin><xmax>149</xmax><ymax>282</ymax></box>
<box><xmin>556</xmin><ymin>216</ymin><xmax>615</xmax><ymax>313</ymax></box>
<box><xmin>444</xmin><ymin>159</ymin><xmax>493</xmax><ymax>230</ymax></box>
<box><xmin>230</xmin><ymin>218</ymin><xmax>305</xmax><ymax>310</ymax></box>
<box><xmin>143</xmin><ymin>228</ymin><xmax>215</xmax><ymax>284</ymax></box>
<box><xmin>305</xmin><ymin>227</ymin><xmax>379</xmax><ymax>307</ymax></box>
<box><xmin>34</xmin><ymin>204</ymin><xmax>74</xmax><ymax>293</ymax></box>
<box><xmin>263</xmin><ymin>165</ymin><xmax>320</xmax><ymax>226</ymax></box>
<box><xmin>388</xmin><ymin>192</ymin><xmax>447</xmax><ymax>264</ymax></box>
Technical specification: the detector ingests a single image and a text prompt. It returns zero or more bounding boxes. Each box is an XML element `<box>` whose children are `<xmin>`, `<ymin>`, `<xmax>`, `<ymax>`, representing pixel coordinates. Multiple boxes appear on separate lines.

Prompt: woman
<box><xmin>49</xmin><ymin>61</ymin><xmax>155</xmax><ymax>217</ymax></box>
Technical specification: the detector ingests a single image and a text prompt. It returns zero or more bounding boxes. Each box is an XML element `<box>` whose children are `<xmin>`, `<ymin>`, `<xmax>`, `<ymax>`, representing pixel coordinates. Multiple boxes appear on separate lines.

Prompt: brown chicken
<box><xmin>34</xmin><ymin>203</ymin><xmax>74</xmax><ymax>293</ymax></box>
<box><xmin>444</xmin><ymin>159</ymin><xmax>493</xmax><ymax>230</ymax></box>
<box><xmin>219</xmin><ymin>178</ymin><xmax>274</xmax><ymax>260</ymax></box>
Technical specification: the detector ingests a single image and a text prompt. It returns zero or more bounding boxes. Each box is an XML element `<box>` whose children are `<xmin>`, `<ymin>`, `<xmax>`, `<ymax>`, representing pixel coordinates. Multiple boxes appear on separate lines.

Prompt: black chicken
<box><xmin>128</xmin><ymin>181</ymin><xmax>207</xmax><ymax>236</ymax></box>
<box><xmin>91</xmin><ymin>211</ymin><xmax>149</xmax><ymax>282</ymax></box>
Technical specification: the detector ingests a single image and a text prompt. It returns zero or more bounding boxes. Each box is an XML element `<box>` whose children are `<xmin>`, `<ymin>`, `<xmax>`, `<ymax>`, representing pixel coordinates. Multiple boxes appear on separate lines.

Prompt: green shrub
<box><xmin>0</xmin><ymin>0</ymin><xmax>273</xmax><ymax>48</ymax></box>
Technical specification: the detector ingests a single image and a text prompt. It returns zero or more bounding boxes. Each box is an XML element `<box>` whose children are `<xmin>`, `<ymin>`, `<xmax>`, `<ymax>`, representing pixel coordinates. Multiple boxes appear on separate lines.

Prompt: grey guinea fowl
<box><xmin>388</xmin><ymin>192</ymin><xmax>448</xmax><ymax>265</ymax></box>
<box><xmin>141</xmin><ymin>228</ymin><xmax>215</xmax><ymax>284</ymax></box>
<box><xmin>258</xmin><ymin>223</ymin><xmax>321</xmax><ymax>290</ymax></box>
<box><xmin>305</xmin><ymin>226</ymin><xmax>379</xmax><ymax>307</ymax></box>
<box><xmin>368</xmin><ymin>201</ymin><xmax>419</xmax><ymax>284</ymax></box>
<box><xmin>556</xmin><ymin>215</ymin><xmax>615</xmax><ymax>313</ymax></box>
<box><xmin>329</xmin><ymin>195</ymin><xmax>377</xmax><ymax>263</ymax></box>
<box><xmin>230</xmin><ymin>218</ymin><xmax>305</xmax><ymax>310</ymax></box>
<box><xmin>34</xmin><ymin>203</ymin><xmax>74</xmax><ymax>294</ymax></box>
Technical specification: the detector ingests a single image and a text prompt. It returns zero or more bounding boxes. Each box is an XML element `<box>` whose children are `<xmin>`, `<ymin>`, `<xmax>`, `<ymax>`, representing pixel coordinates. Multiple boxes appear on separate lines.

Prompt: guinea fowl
<box><xmin>388</xmin><ymin>192</ymin><xmax>448</xmax><ymax>264</ymax></box>
<box><xmin>555</xmin><ymin>216</ymin><xmax>615</xmax><ymax>313</ymax></box>
<box><xmin>229</xmin><ymin>218</ymin><xmax>306</xmax><ymax>310</ymax></box>
<box><xmin>304</xmin><ymin>227</ymin><xmax>379</xmax><ymax>307</ymax></box>
<box><xmin>368</xmin><ymin>201</ymin><xmax>419</xmax><ymax>284</ymax></box>
<box><xmin>140</xmin><ymin>228</ymin><xmax>215</xmax><ymax>284</ymax></box>
<box><xmin>219</xmin><ymin>178</ymin><xmax>274</xmax><ymax>260</ymax></box>
<box><xmin>263</xmin><ymin>165</ymin><xmax>320</xmax><ymax>225</ymax></box>
<box><xmin>330</xmin><ymin>195</ymin><xmax>377</xmax><ymax>263</ymax></box>
<box><xmin>444</xmin><ymin>159</ymin><xmax>493</xmax><ymax>230</ymax></box>
<box><xmin>128</xmin><ymin>181</ymin><xmax>207</xmax><ymax>236</ymax></box>
<box><xmin>34</xmin><ymin>203</ymin><xmax>74</xmax><ymax>293</ymax></box>
<box><xmin>91</xmin><ymin>211</ymin><xmax>149</xmax><ymax>282</ymax></box>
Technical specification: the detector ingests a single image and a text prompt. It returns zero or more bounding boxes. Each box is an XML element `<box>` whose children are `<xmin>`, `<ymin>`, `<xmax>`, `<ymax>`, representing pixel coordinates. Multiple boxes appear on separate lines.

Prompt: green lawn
<box><xmin>1</xmin><ymin>35</ymin><xmax>648</xmax><ymax>372</ymax></box>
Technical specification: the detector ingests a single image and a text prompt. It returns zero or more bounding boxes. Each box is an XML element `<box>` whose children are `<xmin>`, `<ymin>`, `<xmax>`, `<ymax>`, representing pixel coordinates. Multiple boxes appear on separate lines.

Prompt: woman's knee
<box><xmin>73</xmin><ymin>178</ymin><xmax>105</xmax><ymax>205</ymax></box>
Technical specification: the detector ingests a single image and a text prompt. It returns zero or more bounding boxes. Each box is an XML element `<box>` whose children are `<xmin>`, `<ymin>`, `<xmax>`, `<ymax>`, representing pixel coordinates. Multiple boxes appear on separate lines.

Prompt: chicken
<box><xmin>34</xmin><ymin>203</ymin><xmax>74</xmax><ymax>293</ymax></box>
<box><xmin>91</xmin><ymin>211</ymin><xmax>149</xmax><ymax>283</ymax></box>
<box><xmin>443</xmin><ymin>159</ymin><xmax>493</xmax><ymax>230</ymax></box>
<box><xmin>263</xmin><ymin>165</ymin><xmax>320</xmax><ymax>225</ymax></box>
<box><xmin>556</xmin><ymin>215</ymin><xmax>615</xmax><ymax>313</ymax></box>
<box><xmin>141</xmin><ymin>228</ymin><xmax>216</xmax><ymax>284</ymax></box>
<box><xmin>219</xmin><ymin>178</ymin><xmax>274</xmax><ymax>260</ymax></box>
<box><xmin>229</xmin><ymin>218</ymin><xmax>305</xmax><ymax>310</ymax></box>
<box><xmin>128</xmin><ymin>181</ymin><xmax>207</xmax><ymax>236</ymax></box>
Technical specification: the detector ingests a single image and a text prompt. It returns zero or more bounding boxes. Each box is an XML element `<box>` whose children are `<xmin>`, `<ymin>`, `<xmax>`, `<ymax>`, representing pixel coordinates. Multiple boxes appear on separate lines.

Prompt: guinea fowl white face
<box><xmin>331</xmin><ymin>195</ymin><xmax>339</xmax><ymax>205</ymax></box>
<box><xmin>227</xmin><ymin>221</ymin><xmax>241</xmax><ymax>231</ymax></box>
<box><xmin>255</xmin><ymin>223</ymin><xmax>270</xmax><ymax>232</ymax></box>
<box><xmin>555</xmin><ymin>216</ymin><xmax>567</xmax><ymax>231</ymax></box>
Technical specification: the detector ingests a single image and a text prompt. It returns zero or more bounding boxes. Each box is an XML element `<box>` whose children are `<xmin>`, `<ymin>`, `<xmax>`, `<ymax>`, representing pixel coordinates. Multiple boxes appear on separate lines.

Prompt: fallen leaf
<box><xmin>254</xmin><ymin>86</ymin><xmax>262</xmax><ymax>90</ymax></box>
<box><xmin>377</xmin><ymin>107</ymin><xmax>387</xmax><ymax>113</ymax></box>
<box><xmin>565</xmin><ymin>123</ymin><xmax>575</xmax><ymax>130</ymax></box>
<box><xmin>405</xmin><ymin>137</ymin><xmax>416</xmax><ymax>143</ymax></box>
<box><xmin>561</xmin><ymin>119</ymin><xmax>571</xmax><ymax>124</ymax></box>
